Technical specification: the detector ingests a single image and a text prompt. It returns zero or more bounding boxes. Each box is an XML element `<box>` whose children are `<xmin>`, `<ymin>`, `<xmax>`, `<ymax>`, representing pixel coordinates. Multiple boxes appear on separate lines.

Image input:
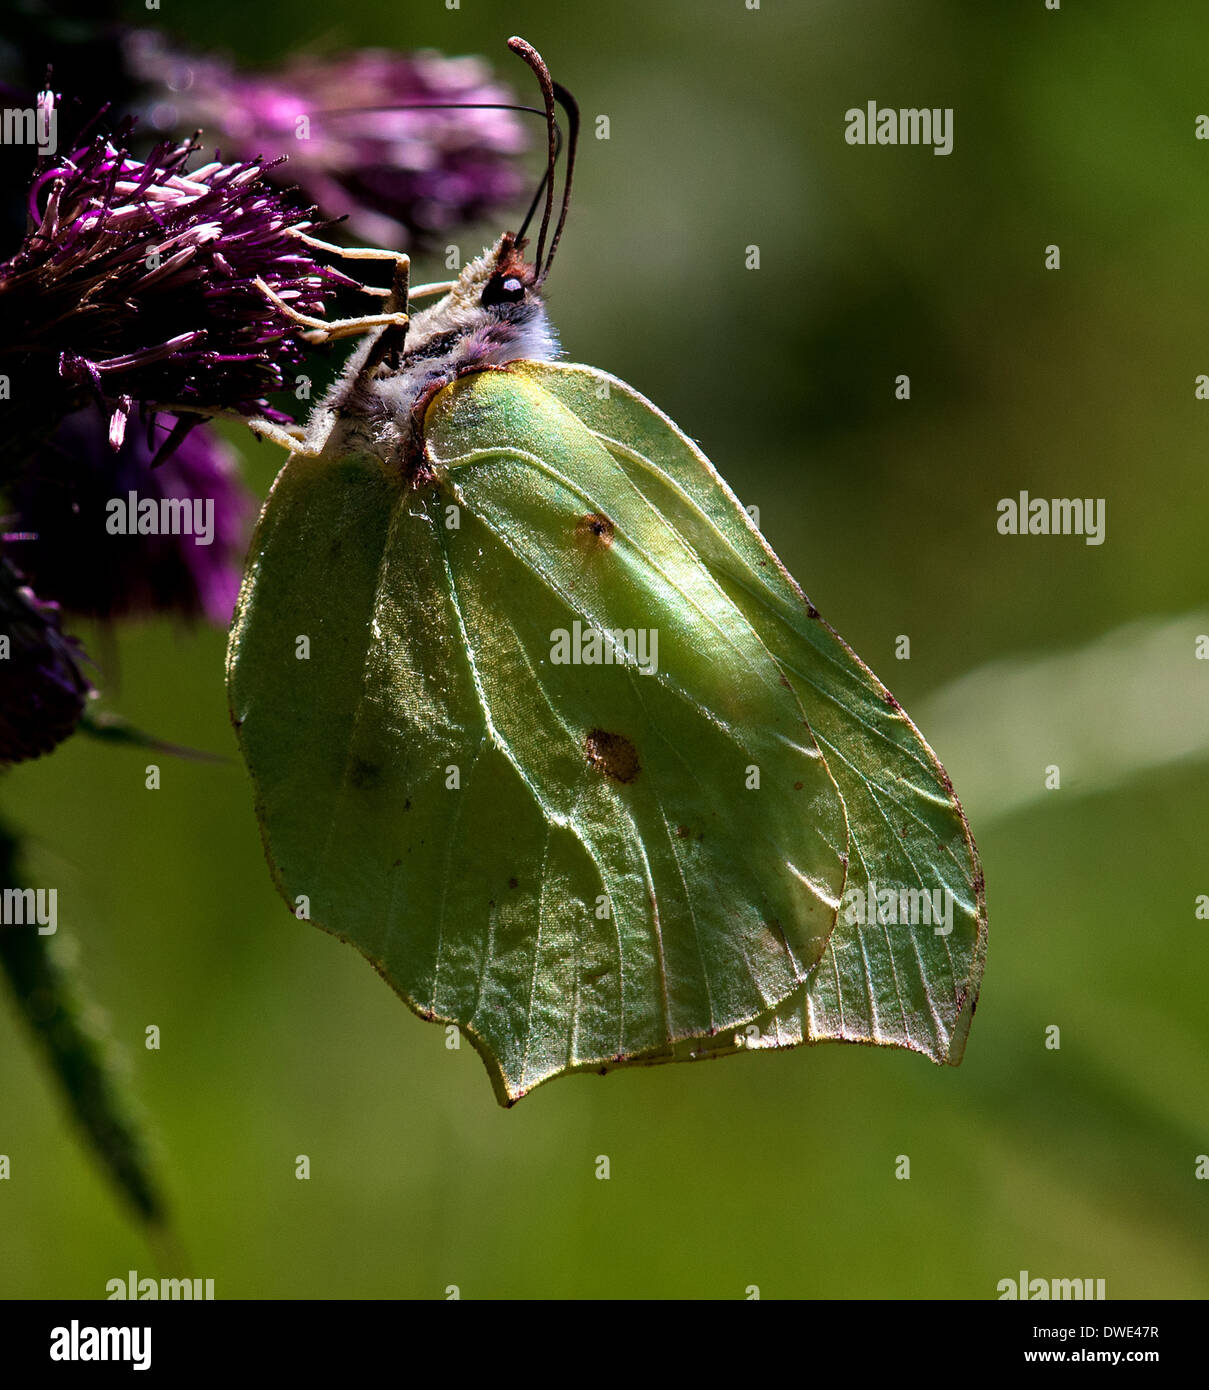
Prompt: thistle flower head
<box><xmin>11</xmin><ymin>404</ymin><xmax>255</xmax><ymax>625</ymax></box>
<box><xmin>126</xmin><ymin>34</ymin><xmax>530</xmax><ymax>250</ymax></box>
<box><xmin>0</xmin><ymin>108</ymin><xmax>355</xmax><ymax>449</ymax></box>
<box><xmin>0</xmin><ymin>555</ymin><xmax>93</xmax><ymax>764</ymax></box>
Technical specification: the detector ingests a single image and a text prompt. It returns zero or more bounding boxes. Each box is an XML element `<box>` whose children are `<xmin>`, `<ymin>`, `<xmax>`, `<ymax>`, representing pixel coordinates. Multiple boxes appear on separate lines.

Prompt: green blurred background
<box><xmin>3</xmin><ymin>0</ymin><xmax>1208</xmax><ymax>1298</ymax></box>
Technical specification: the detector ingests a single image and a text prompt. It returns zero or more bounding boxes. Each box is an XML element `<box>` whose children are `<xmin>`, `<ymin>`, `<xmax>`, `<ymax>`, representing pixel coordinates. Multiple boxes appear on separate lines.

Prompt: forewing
<box><xmin>514</xmin><ymin>362</ymin><xmax>987</xmax><ymax>1067</ymax></box>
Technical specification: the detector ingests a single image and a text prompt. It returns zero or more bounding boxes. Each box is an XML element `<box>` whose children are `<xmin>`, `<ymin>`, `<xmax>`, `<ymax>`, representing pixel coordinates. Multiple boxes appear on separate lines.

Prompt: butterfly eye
<box><xmin>481</xmin><ymin>274</ymin><xmax>526</xmax><ymax>307</ymax></box>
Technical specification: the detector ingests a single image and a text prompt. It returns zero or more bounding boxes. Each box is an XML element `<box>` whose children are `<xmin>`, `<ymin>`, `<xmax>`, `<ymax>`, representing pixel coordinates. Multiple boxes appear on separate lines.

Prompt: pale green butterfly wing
<box><xmin>509</xmin><ymin>361</ymin><xmax>987</xmax><ymax>1066</ymax></box>
<box><xmin>228</xmin><ymin>371</ymin><xmax>850</xmax><ymax>1104</ymax></box>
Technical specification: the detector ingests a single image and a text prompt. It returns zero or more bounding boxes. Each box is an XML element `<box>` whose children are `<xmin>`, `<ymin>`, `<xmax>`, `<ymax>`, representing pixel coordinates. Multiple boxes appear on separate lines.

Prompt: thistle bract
<box><xmin>0</xmin><ymin>556</ymin><xmax>92</xmax><ymax>764</ymax></box>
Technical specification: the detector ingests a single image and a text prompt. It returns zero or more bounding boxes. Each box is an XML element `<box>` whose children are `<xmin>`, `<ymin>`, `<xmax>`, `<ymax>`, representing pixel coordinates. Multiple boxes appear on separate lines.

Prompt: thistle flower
<box><xmin>0</xmin><ymin>554</ymin><xmax>92</xmax><ymax>764</ymax></box>
<box><xmin>0</xmin><ymin>112</ymin><xmax>356</xmax><ymax>454</ymax></box>
<box><xmin>125</xmin><ymin>33</ymin><xmax>529</xmax><ymax>250</ymax></box>
<box><xmin>10</xmin><ymin>405</ymin><xmax>255</xmax><ymax>625</ymax></box>
<box><xmin>0</xmin><ymin>2</ymin><xmax>135</xmax><ymax>251</ymax></box>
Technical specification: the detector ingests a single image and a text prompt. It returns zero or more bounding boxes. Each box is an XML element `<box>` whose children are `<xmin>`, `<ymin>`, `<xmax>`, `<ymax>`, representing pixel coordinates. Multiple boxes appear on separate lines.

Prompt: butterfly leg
<box><xmin>171</xmin><ymin>244</ymin><xmax>450</xmax><ymax>455</ymax></box>
<box><xmin>289</xmin><ymin>232</ymin><xmax>454</xmax><ymax>303</ymax></box>
<box><xmin>257</xmin><ymin>233</ymin><xmax>422</xmax><ymax>344</ymax></box>
<box><xmin>138</xmin><ymin>404</ymin><xmax>316</xmax><ymax>454</ymax></box>
<box><xmin>246</xmin><ymin>414</ymin><xmax>326</xmax><ymax>453</ymax></box>
<box><xmin>253</xmin><ymin>276</ymin><xmax>410</xmax><ymax>344</ymax></box>
<box><xmin>172</xmin><ymin>247</ymin><xmax>414</xmax><ymax>455</ymax></box>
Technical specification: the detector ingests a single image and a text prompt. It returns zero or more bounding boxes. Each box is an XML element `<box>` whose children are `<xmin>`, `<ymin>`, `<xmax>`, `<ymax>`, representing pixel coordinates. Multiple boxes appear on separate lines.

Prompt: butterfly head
<box><xmin>382</xmin><ymin>38</ymin><xmax>578</xmax><ymax>373</ymax></box>
<box><xmin>469</xmin><ymin>231</ymin><xmax>540</xmax><ymax>308</ymax></box>
<box><xmin>442</xmin><ymin>231</ymin><xmax>546</xmax><ymax>332</ymax></box>
<box><xmin>401</xmin><ymin>230</ymin><xmax>556</xmax><ymax>369</ymax></box>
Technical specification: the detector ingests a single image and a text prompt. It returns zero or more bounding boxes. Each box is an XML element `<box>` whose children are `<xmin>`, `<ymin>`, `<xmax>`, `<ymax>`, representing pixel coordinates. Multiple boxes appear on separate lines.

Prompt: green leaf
<box><xmin>228</xmin><ymin>362</ymin><xmax>985</xmax><ymax>1103</ymax></box>
<box><xmin>79</xmin><ymin>708</ymin><xmax>227</xmax><ymax>763</ymax></box>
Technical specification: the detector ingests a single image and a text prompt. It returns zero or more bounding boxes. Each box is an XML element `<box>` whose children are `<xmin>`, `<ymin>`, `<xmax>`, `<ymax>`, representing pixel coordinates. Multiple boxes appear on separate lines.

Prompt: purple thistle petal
<box><xmin>0</xmin><ymin>104</ymin><xmax>356</xmax><ymax>443</ymax></box>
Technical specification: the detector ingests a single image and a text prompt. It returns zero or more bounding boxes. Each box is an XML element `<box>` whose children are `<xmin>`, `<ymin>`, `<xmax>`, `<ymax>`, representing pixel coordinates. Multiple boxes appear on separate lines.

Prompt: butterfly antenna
<box><xmin>507</xmin><ymin>37</ymin><xmax>558</xmax><ymax>273</ymax></box>
<box><xmin>515</xmin><ymin>123</ymin><xmax>562</xmax><ymax>248</ymax></box>
<box><xmin>542</xmin><ymin>79</ymin><xmax>580</xmax><ymax>280</ymax></box>
<box><xmin>315</xmin><ymin>101</ymin><xmax>549</xmax><ymax>119</ymax></box>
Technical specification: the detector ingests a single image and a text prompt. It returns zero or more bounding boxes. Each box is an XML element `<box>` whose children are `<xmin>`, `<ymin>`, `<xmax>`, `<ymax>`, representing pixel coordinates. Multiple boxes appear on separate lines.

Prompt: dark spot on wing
<box><xmin>348</xmin><ymin>758</ymin><xmax>382</xmax><ymax>790</ymax></box>
<box><xmin>584</xmin><ymin>728</ymin><xmax>641</xmax><ymax>783</ymax></box>
<box><xmin>793</xmin><ymin>781</ymin><xmax>804</xmax><ymax>790</ymax></box>
<box><xmin>509</xmin><ymin>877</ymin><xmax>518</xmax><ymax>889</ymax></box>
<box><xmin>575</xmin><ymin>512</ymin><xmax>615</xmax><ymax>549</ymax></box>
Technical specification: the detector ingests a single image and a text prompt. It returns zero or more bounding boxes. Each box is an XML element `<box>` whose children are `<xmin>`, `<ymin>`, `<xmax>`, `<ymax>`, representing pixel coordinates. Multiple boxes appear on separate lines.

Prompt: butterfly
<box><xmin>227</xmin><ymin>38</ymin><xmax>986</xmax><ymax>1105</ymax></box>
